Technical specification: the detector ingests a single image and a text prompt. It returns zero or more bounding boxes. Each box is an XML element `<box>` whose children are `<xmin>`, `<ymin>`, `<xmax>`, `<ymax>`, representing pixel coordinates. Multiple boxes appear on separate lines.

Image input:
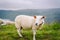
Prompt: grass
<box><xmin>0</xmin><ymin>22</ymin><xmax>60</xmax><ymax>40</ymax></box>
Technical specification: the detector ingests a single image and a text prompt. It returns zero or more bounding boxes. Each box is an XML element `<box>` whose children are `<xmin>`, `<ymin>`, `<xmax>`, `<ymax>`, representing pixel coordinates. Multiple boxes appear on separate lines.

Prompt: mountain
<box><xmin>0</xmin><ymin>8</ymin><xmax>60</xmax><ymax>23</ymax></box>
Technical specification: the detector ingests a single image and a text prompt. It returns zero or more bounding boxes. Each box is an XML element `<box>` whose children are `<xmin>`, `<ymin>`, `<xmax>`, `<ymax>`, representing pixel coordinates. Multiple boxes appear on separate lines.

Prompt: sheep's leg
<box><xmin>17</xmin><ymin>28</ymin><xmax>23</xmax><ymax>37</ymax></box>
<box><xmin>15</xmin><ymin>24</ymin><xmax>23</xmax><ymax>37</ymax></box>
<box><xmin>33</xmin><ymin>29</ymin><xmax>36</xmax><ymax>40</ymax></box>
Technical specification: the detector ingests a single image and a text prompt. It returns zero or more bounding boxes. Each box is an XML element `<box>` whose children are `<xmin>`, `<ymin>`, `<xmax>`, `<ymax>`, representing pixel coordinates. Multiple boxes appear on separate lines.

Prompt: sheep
<box><xmin>15</xmin><ymin>15</ymin><xmax>46</xmax><ymax>40</ymax></box>
<box><xmin>3</xmin><ymin>20</ymin><xmax>14</xmax><ymax>25</ymax></box>
<box><xmin>0</xmin><ymin>19</ymin><xmax>14</xmax><ymax>25</ymax></box>
<box><xmin>0</xmin><ymin>19</ymin><xmax>3</xmax><ymax>25</ymax></box>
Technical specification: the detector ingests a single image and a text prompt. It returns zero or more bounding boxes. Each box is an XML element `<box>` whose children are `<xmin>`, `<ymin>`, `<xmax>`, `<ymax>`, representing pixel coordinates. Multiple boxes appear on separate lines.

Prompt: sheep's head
<box><xmin>34</xmin><ymin>16</ymin><xmax>46</xmax><ymax>26</ymax></box>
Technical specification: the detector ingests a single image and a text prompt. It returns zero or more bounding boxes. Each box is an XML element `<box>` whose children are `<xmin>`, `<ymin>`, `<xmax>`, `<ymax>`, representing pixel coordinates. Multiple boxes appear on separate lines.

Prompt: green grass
<box><xmin>0</xmin><ymin>22</ymin><xmax>60</xmax><ymax>40</ymax></box>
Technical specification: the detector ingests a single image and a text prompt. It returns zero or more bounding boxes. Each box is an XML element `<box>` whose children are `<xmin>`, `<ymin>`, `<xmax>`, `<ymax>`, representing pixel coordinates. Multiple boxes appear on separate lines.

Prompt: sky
<box><xmin>0</xmin><ymin>0</ymin><xmax>60</xmax><ymax>10</ymax></box>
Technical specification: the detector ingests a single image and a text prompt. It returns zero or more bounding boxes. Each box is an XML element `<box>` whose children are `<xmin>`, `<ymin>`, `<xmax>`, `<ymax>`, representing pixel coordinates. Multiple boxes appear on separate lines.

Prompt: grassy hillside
<box><xmin>0</xmin><ymin>22</ymin><xmax>60</xmax><ymax>40</ymax></box>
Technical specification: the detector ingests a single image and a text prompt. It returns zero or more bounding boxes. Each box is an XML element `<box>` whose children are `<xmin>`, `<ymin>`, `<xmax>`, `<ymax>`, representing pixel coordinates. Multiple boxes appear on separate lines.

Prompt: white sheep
<box><xmin>0</xmin><ymin>19</ymin><xmax>14</xmax><ymax>25</ymax></box>
<box><xmin>15</xmin><ymin>15</ymin><xmax>46</xmax><ymax>40</ymax></box>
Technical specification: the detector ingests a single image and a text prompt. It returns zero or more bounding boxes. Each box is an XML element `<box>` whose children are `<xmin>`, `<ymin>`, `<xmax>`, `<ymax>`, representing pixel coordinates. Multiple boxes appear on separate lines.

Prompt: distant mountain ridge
<box><xmin>0</xmin><ymin>8</ymin><xmax>60</xmax><ymax>23</ymax></box>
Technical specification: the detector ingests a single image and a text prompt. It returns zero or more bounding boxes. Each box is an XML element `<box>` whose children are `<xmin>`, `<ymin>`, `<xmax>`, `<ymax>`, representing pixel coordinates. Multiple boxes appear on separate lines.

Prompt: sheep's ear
<box><xmin>42</xmin><ymin>16</ymin><xmax>46</xmax><ymax>19</ymax></box>
<box><xmin>34</xmin><ymin>16</ymin><xmax>36</xmax><ymax>19</ymax></box>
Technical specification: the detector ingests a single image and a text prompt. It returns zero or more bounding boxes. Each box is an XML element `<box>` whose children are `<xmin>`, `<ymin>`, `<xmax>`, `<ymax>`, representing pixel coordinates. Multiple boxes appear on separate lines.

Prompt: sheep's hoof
<box><xmin>19</xmin><ymin>35</ymin><xmax>23</xmax><ymax>38</ymax></box>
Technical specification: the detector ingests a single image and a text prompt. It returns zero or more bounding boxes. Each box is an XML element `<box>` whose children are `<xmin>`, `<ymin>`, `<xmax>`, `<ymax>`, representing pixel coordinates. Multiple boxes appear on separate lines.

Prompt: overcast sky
<box><xmin>0</xmin><ymin>0</ymin><xmax>60</xmax><ymax>10</ymax></box>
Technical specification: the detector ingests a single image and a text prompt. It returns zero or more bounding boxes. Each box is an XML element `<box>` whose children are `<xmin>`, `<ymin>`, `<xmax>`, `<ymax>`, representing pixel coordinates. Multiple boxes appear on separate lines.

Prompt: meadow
<box><xmin>0</xmin><ymin>22</ymin><xmax>60</xmax><ymax>40</ymax></box>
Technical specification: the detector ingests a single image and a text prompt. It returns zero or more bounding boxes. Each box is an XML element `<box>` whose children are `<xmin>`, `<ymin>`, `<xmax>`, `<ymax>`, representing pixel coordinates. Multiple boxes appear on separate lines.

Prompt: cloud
<box><xmin>0</xmin><ymin>0</ymin><xmax>60</xmax><ymax>10</ymax></box>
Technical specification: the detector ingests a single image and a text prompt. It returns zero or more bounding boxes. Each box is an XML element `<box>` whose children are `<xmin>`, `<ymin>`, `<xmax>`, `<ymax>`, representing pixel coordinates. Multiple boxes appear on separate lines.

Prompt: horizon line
<box><xmin>0</xmin><ymin>8</ymin><xmax>60</xmax><ymax>10</ymax></box>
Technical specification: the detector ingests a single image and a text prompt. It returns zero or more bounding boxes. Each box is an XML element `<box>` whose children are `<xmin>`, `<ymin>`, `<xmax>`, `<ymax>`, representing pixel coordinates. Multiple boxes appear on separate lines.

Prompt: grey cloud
<box><xmin>0</xmin><ymin>0</ymin><xmax>60</xmax><ymax>10</ymax></box>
